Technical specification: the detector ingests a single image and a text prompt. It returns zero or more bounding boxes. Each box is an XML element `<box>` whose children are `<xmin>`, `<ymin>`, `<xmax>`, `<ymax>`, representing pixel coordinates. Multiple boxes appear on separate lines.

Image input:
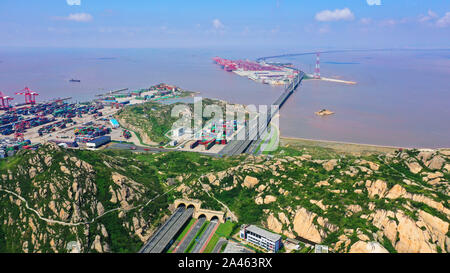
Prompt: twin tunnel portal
<box><xmin>139</xmin><ymin>199</ymin><xmax>224</xmax><ymax>253</ymax></box>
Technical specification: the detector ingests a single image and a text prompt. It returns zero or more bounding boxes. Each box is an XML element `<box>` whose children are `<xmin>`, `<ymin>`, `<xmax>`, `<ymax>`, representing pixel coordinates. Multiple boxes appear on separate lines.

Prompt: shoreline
<box><xmin>280</xmin><ymin>136</ymin><xmax>450</xmax><ymax>155</ymax></box>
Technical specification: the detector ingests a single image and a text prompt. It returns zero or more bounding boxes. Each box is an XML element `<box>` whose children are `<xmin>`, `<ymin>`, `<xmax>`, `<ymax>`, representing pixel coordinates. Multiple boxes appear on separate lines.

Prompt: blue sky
<box><xmin>0</xmin><ymin>0</ymin><xmax>449</xmax><ymax>48</ymax></box>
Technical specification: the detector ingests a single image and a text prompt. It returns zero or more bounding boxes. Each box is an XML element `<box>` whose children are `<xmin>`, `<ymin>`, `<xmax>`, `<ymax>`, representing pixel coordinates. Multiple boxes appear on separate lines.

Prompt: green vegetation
<box><xmin>175</xmin><ymin>218</ymin><xmax>196</xmax><ymax>243</ymax></box>
<box><xmin>117</xmin><ymin>102</ymin><xmax>176</xmax><ymax>143</ymax></box>
<box><xmin>177</xmin><ymin>143</ymin><xmax>448</xmax><ymax>253</ymax></box>
<box><xmin>203</xmin><ymin>221</ymin><xmax>237</xmax><ymax>253</ymax></box>
<box><xmin>0</xmin><ymin>225</ymin><xmax>7</xmax><ymax>253</ymax></box>
<box><xmin>0</xmin><ymin>136</ymin><xmax>448</xmax><ymax>253</ymax></box>
<box><xmin>216</xmin><ymin>221</ymin><xmax>236</xmax><ymax>238</ymax></box>
<box><xmin>382</xmin><ymin>235</ymin><xmax>397</xmax><ymax>253</ymax></box>
<box><xmin>255</xmin><ymin>125</ymin><xmax>280</xmax><ymax>155</ymax></box>
<box><xmin>203</xmin><ymin>234</ymin><xmax>221</xmax><ymax>253</ymax></box>
<box><xmin>117</xmin><ymin>98</ymin><xmax>237</xmax><ymax>145</ymax></box>
<box><xmin>97</xmin><ymin>211</ymin><xmax>142</xmax><ymax>253</ymax></box>
<box><xmin>293</xmin><ymin>244</ymin><xmax>314</xmax><ymax>253</ymax></box>
<box><xmin>0</xmin><ymin>145</ymin><xmax>182</xmax><ymax>253</ymax></box>
<box><xmin>186</xmin><ymin>221</ymin><xmax>209</xmax><ymax>253</ymax></box>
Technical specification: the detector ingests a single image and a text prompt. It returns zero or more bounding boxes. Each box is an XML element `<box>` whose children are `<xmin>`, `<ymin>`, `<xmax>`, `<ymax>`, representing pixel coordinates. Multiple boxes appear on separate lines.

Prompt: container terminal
<box><xmin>212</xmin><ymin>57</ymin><xmax>298</xmax><ymax>86</ymax></box>
<box><xmin>213</xmin><ymin>54</ymin><xmax>356</xmax><ymax>86</ymax></box>
<box><xmin>0</xmin><ymin>57</ymin><xmax>304</xmax><ymax>158</ymax></box>
<box><xmin>0</xmin><ymin>81</ymin><xmax>254</xmax><ymax>157</ymax></box>
<box><xmin>0</xmin><ymin>83</ymin><xmax>196</xmax><ymax>157</ymax></box>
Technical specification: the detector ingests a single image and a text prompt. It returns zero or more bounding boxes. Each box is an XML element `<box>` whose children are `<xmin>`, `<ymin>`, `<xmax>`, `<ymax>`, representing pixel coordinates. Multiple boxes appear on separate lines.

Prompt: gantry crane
<box><xmin>16</xmin><ymin>87</ymin><xmax>39</xmax><ymax>105</ymax></box>
<box><xmin>0</xmin><ymin>91</ymin><xmax>14</xmax><ymax>110</ymax></box>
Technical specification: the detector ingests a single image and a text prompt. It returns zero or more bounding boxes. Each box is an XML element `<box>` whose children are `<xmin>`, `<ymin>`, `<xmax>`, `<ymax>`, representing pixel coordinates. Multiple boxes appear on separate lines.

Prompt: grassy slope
<box><xmin>1</xmin><ymin>139</ymin><xmax>448</xmax><ymax>253</ymax></box>
<box><xmin>117</xmin><ymin>98</ymin><xmax>239</xmax><ymax>145</ymax></box>
<box><xmin>186</xmin><ymin>144</ymin><xmax>449</xmax><ymax>252</ymax></box>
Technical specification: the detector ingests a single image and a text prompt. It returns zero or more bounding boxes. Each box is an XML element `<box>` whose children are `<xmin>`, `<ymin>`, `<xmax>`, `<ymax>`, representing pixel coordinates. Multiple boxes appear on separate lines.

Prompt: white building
<box><xmin>172</xmin><ymin>127</ymin><xmax>185</xmax><ymax>138</ymax></box>
<box><xmin>315</xmin><ymin>245</ymin><xmax>329</xmax><ymax>253</ymax></box>
<box><xmin>240</xmin><ymin>225</ymin><xmax>282</xmax><ymax>253</ymax></box>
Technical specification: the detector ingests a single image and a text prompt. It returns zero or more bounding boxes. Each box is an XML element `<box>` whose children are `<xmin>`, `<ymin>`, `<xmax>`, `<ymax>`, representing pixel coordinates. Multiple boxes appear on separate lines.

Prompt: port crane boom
<box><xmin>0</xmin><ymin>91</ymin><xmax>14</xmax><ymax>109</ymax></box>
<box><xmin>16</xmin><ymin>87</ymin><xmax>39</xmax><ymax>105</ymax></box>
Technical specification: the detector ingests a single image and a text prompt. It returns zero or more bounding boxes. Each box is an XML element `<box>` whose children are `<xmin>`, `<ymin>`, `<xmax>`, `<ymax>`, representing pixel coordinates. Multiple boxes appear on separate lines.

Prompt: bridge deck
<box><xmin>220</xmin><ymin>72</ymin><xmax>304</xmax><ymax>156</ymax></box>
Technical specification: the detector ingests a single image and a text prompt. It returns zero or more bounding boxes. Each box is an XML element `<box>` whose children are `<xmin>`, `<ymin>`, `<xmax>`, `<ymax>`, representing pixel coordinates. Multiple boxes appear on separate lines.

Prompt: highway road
<box><xmin>149</xmin><ymin>207</ymin><xmax>194</xmax><ymax>253</ymax></box>
<box><xmin>139</xmin><ymin>206</ymin><xmax>194</xmax><ymax>253</ymax></box>
<box><xmin>175</xmin><ymin>217</ymin><xmax>206</xmax><ymax>253</ymax></box>
<box><xmin>106</xmin><ymin>142</ymin><xmax>175</xmax><ymax>153</ymax></box>
<box><xmin>106</xmin><ymin>142</ymin><xmax>221</xmax><ymax>157</ymax></box>
<box><xmin>248</xmin><ymin>120</ymin><xmax>277</xmax><ymax>155</ymax></box>
<box><xmin>139</xmin><ymin>206</ymin><xmax>185</xmax><ymax>253</ymax></box>
<box><xmin>220</xmin><ymin>72</ymin><xmax>304</xmax><ymax>156</ymax></box>
<box><xmin>212</xmin><ymin>238</ymin><xmax>228</xmax><ymax>253</ymax></box>
<box><xmin>191</xmin><ymin>220</ymin><xmax>219</xmax><ymax>253</ymax></box>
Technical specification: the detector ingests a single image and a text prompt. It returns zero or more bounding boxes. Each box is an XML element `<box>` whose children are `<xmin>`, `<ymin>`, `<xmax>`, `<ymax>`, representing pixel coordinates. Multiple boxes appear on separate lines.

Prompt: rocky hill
<box><xmin>179</xmin><ymin>147</ymin><xmax>450</xmax><ymax>253</ymax></box>
<box><xmin>0</xmin><ymin>142</ymin><xmax>448</xmax><ymax>253</ymax></box>
<box><xmin>116</xmin><ymin>99</ymin><xmax>244</xmax><ymax>145</ymax></box>
<box><xmin>0</xmin><ymin>143</ymin><xmax>242</xmax><ymax>253</ymax></box>
<box><xmin>0</xmin><ymin>143</ymin><xmax>177</xmax><ymax>253</ymax></box>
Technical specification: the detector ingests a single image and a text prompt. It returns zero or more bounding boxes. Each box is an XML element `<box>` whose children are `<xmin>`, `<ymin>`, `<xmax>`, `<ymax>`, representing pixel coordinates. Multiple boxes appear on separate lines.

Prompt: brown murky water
<box><xmin>0</xmin><ymin>48</ymin><xmax>448</xmax><ymax>148</ymax></box>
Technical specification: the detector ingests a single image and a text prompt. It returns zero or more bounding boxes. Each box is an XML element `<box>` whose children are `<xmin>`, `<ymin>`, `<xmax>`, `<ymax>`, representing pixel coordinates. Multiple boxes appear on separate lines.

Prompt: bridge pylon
<box><xmin>314</xmin><ymin>53</ymin><xmax>321</xmax><ymax>79</ymax></box>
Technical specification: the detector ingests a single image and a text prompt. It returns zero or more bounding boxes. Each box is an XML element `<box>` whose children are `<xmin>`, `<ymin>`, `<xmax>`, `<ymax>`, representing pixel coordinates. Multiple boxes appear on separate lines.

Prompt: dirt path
<box><xmin>200</xmin><ymin>181</ymin><xmax>238</xmax><ymax>222</ymax></box>
<box><xmin>0</xmin><ymin>186</ymin><xmax>176</xmax><ymax>227</ymax></box>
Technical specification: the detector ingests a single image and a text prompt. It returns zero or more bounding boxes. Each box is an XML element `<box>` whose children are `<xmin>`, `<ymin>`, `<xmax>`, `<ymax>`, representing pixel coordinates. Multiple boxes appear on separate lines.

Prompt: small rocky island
<box><xmin>315</xmin><ymin>109</ymin><xmax>335</xmax><ymax>116</ymax></box>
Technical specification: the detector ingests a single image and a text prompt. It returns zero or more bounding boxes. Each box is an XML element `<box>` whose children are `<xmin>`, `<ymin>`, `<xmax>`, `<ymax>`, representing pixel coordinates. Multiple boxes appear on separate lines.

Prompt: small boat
<box><xmin>69</xmin><ymin>79</ymin><xmax>81</xmax><ymax>83</ymax></box>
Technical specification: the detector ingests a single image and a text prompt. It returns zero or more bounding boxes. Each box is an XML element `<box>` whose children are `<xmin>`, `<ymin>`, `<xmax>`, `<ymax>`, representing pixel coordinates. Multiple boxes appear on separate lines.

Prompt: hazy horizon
<box><xmin>1</xmin><ymin>47</ymin><xmax>449</xmax><ymax>148</ymax></box>
<box><xmin>1</xmin><ymin>0</ymin><xmax>449</xmax><ymax>49</ymax></box>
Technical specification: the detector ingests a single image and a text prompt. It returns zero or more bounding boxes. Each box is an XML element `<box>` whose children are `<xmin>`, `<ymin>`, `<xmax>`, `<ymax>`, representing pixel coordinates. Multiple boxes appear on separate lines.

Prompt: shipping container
<box><xmin>190</xmin><ymin>140</ymin><xmax>200</xmax><ymax>149</ymax></box>
<box><xmin>206</xmin><ymin>140</ymin><xmax>216</xmax><ymax>150</ymax></box>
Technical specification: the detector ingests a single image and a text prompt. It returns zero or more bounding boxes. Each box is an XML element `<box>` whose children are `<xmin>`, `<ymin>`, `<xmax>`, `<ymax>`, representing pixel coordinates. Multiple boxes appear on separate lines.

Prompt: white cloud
<box><xmin>315</xmin><ymin>8</ymin><xmax>355</xmax><ymax>22</ymax></box>
<box><xmin>64</xmin><ymin>13</ymin><xmax>93</xmax><ymax>22</ymax></box>
<box><xmin>66</xmin><ymin>0</ymin><xmax>81</xmax><ymax>6</ymax></box>
<box><xmin>417</xmin><ymin>10</ymin><xmax>450</xmax><ymax>28</ymax></box>
<box><xmin>436</xmin><ymin>12</ymin><xmax>450</xmax><ymax>27</ymax></box>
<box><xmin>212</xmin><ymin>19</ymin><xmax>224</xmax><ymax>29</ymax></box>
<box><xmin>419</xmin><ymin>10</ymin><xmax>439</xmax><ymax>23</ymax></box>
<box><xmin>366</xmin><ymin>0</ymin><xmax>381</xmax><ymax>6</ymax></box>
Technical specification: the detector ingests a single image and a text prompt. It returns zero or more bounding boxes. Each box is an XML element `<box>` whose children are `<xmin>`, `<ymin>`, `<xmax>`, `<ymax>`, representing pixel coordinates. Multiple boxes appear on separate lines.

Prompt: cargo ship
<box><xmin>69</xmin><ymin>79</ymin><xmax>81</xmax><ymax>83</ymax></box>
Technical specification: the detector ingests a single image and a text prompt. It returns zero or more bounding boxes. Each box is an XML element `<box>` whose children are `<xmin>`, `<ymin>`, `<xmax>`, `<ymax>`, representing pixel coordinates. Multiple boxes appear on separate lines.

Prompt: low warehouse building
<box><xmin>86</xmin><ymin>136</ymin><xmax>111</xmax><ymax>149</ymax></box>
<box><xmin>109</xmin><ymin>119</ymin><xmax>120</xmax><ymax>129</ymax></box>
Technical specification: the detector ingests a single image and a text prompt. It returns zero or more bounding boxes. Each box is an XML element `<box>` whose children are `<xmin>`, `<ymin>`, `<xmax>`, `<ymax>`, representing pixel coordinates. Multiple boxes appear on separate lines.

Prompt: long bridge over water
<box><xmin>256</xmin><ymin>48</ymin><xmax>404</xmax><ymax>63</ymax></box>
<box><xmin>219</xmin><ymin>71</ymin><xmax>305</xmax><ymax>156</ymax></box>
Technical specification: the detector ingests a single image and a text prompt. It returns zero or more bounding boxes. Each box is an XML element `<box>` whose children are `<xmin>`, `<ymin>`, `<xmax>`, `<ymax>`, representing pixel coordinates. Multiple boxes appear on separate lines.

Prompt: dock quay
<box><xmin>96</xmin><ymin>88</ymin><xmax>129</xmax><ymax>97</ymax></box>
<box><xmin>0</xmin><ymin>83</ymin><xmax>188</xmax><ymax>158</ymax></box>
